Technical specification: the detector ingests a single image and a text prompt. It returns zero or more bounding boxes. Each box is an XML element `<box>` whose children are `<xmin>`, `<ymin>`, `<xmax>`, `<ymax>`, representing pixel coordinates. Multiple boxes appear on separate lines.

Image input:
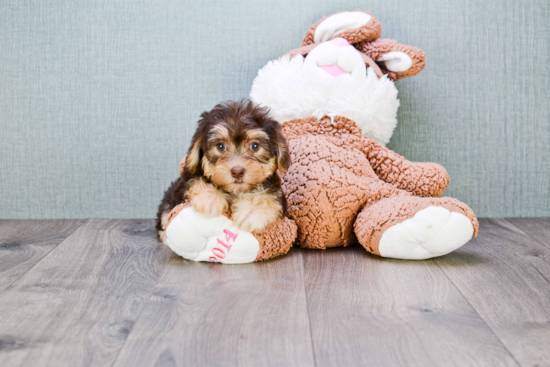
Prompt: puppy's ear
<box><xmin>274</xmin><ymin>128</ymin><xmax>290</xmax><ymax>175</ymax></box>
<box><xmin>185</xmin><ymin>112</ymin><xmax>210</xmax><ymax>175</ymax></box>
<box><xmin>254</xmin><ymin>103</ymin><xmax>291</xmax><ymax>175</ymax></box>
<box><xmin>185</xmin><ymin>137</ymin><xmax>202</xmax><ymax>175</ymax></box>
<box><xmin>179</xmin><ymin>156</ymin><xmax>186</xmax><ymax>175</ymax></box>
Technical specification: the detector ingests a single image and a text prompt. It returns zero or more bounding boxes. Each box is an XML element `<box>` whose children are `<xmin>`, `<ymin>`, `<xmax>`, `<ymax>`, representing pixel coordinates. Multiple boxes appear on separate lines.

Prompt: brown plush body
<box><xmin>282</xmin><ymin>116</ymin><xmax>478</xmax><ymax>254</ymax></box>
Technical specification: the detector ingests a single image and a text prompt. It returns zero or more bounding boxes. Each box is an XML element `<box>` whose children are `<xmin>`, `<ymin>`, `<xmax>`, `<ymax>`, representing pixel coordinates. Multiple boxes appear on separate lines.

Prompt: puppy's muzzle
<box><xmin>231</xmin><ymin>166</ymin><xmax>245</xmax><ymax>180</ymax></box>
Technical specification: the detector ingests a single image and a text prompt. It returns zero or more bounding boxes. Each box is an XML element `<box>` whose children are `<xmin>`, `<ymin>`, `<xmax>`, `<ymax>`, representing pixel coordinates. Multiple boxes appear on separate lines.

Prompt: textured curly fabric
<box><xmin>359</xmin><ymin>39</ymin><xmax>427</xmax><ymax>81</ymax></box>
<box><xmin>301</xmin><ymin>10</ymin><xmax>381</xmax><ymax>47</ymax></box>
<box><xmin>164</xmin><ymin>202</ymin><xmax>190</xmax><ymax>229</ymax></box>
<box><xmin>253</xmin><ymin>217</ymin><xmax>297</xmax><ymax>261</ymax></box>
<box><xmin>354</xmin><ymin>196</ymin><xmax>479</xmax><ymax>255</ymax></box>
<box><xmin>281</xmin><ymin>115</ymin><xmax>477</xmax><ymax>250</ymax></box>
<box><xmin>361</xmin><ymin>138</ymin><xmax>450</xmax><ymax>197</ymax></box>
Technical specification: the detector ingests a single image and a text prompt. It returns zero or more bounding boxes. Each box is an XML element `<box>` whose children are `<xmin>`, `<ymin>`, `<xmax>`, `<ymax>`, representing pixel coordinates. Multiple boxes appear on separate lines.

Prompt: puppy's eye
<box><xmin>216</xmin><ymin>143</ymin><xmax>226</xmax><ymax>152</ymax></box>
<box><xmin>250</xmin><ymin>143</ymin><xmax>260</xmax><ymax>152</ymax></box>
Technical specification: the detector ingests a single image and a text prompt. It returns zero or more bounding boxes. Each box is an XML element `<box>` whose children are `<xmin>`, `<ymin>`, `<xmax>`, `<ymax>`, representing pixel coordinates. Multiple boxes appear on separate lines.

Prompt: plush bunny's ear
<box><xmin>359</xmin><ymin>39</ymin><xmax>426</xmax><ymax>81</ymax></box>
<box><xmin>302</xmin><ymin>11</ymin><xmax>381</xmax><ymax>47</ymax></box>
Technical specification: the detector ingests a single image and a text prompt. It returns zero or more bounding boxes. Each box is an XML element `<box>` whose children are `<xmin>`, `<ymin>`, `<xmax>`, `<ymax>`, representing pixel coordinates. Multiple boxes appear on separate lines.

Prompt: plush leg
<box><xmin>163</xmin><ymin>204</ymin><xmax>296</xmax><ymax>264</ymax></box>
<box><xmin>354</xmin><ymin>196</ymin><xmax>479</xmax><ymax>260</ymax></box>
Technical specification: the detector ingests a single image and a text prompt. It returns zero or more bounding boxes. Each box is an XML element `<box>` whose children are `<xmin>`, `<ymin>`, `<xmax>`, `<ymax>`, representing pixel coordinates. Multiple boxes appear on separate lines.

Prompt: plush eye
<box><xmin>250</xmin><ymin>143</ymin><xmax>260</xmax><ymax>152</ymax></box>
<box><xmin>216</xmin><ymin>143</ymin><xmax>226</xmax><ymax>152</ymax></box>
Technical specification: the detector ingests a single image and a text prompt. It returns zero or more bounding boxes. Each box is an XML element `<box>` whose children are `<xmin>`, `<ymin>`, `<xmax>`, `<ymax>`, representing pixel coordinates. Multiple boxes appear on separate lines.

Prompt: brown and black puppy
<box><xmin>156</xmin><ymin>99</ymin><xmax>290</xmax><ymax>242</ymax></box>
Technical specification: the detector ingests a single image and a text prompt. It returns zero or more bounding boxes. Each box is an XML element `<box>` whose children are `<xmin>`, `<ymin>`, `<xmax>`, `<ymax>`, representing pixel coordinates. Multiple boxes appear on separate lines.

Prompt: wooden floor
<box><xmin>0</xmin><ymin>219</ymin><xmax>548</xmax><ymax>367</ymax></box>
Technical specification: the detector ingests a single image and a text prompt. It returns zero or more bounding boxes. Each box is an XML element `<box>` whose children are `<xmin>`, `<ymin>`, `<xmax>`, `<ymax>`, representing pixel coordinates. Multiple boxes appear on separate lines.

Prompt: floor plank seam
<box><xmin>0</xmin><ymin>219</ymin><xmax>88</xmax><ymax>296</ymax></box>
<box><xmin>434</xmin><ymin>259</ymin><xmax>523</xmax><ymax>367</ymax></box>
<box><xmin>109</xmin><ymin>251</ymin><xmax>175</xmax><ymax>367</ymax></box>
<box><xmin>503</xmin><ymin>218</ymin><xmax>550</xmax><ymax>250</ymax></box>
<box><xmin>300</xmin><ymin>250</ymin><xmax>318</xmax><ymax>367</ymax></box>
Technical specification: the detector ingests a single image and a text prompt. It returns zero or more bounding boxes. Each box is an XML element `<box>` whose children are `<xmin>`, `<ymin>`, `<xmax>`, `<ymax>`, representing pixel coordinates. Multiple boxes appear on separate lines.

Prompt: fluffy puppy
<box><xmin>156</xmin><ymin>99</ymin><xmax>290</xmax><ymax>242</ymax></box>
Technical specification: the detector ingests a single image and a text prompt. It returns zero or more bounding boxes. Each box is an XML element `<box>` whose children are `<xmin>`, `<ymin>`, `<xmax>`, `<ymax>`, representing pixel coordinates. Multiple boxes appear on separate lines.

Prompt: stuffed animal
<box><xmin>163</xmin><ymin>10</ymin><xmax>478</xmax><ymax>263</ymax></box>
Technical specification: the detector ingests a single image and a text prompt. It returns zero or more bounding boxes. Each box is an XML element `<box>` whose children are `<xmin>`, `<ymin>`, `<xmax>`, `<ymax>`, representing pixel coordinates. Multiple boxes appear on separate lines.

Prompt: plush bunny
<box><xmin>163</xmin><ymin>10</ymin><xmax>478</xmax><ymax>263</ymax></box>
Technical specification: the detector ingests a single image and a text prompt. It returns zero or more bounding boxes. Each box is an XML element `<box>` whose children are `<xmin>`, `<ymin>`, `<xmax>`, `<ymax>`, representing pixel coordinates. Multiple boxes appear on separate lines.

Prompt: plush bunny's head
<box><xmin>250</xmin><ymin>11</ymin><xmax>426</xmax><ymax>145</ymax></box>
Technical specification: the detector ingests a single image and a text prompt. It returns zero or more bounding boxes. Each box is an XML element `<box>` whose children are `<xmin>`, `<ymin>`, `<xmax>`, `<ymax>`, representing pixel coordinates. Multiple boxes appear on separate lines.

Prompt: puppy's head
<box><xmin>185</xmin><ymin>99</ymin><xmax>290</xmax><ymax>193</ymax></box>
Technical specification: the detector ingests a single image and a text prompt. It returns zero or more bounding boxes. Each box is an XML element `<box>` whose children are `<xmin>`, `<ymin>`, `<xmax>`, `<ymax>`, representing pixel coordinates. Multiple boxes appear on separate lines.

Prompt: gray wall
<box><xmin>1</xmin><ymin>0</ymin><xmax>549</xmax><ymax>219</ymax></box>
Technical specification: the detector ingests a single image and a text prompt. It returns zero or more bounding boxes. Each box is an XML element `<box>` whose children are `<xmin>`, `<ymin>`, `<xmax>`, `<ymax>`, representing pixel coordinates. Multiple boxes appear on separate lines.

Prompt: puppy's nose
<box><xmin>231</xmin><ymin>166</ymin><xmax>245</xmax><ymax>179</ymax></box>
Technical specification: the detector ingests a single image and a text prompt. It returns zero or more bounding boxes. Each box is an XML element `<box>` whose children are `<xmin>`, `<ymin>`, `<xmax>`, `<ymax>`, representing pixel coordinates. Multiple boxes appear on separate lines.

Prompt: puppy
<box><xmin>156</xmin><ymin>99</ymin><xmax>290</xmax><ymax>243</ymax></box>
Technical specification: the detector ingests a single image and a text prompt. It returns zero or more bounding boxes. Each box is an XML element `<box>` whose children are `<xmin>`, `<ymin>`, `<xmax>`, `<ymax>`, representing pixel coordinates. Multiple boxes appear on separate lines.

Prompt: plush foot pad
<box><xmin>164</xmin><ymin>207</ymin><xmax>298</xmax><ymax>264</ymax></box>
<box><xmin>165</xmin><ymin>207</ymin><xmax>260</xmax><ymax>264</ymax></box>
<box><xmin>378</xmin><ymin>206</ymin><xmax>474</xmax><ymax>260</ymax></box>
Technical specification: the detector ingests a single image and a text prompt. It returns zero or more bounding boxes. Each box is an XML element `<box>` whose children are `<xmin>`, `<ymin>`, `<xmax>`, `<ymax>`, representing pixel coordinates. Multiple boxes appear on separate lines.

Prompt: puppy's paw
<box><xmin>232</xmin><ymin>201</ymin><xmax>280</xmax><ymax>233</ymax></box>
<box><xmin>192</xmin><ymin>189</ymin><xmax>228</xmax><ymax>218</ymax></box>
<box><xmin>158</xmin><ymin>230</ymin><xmax>167</xmax><ymax>244</ymax></box>
<box><xmin>233</xmin><ymin>213</ymin><xmax>265</xmax><ymax>233</ymax></box>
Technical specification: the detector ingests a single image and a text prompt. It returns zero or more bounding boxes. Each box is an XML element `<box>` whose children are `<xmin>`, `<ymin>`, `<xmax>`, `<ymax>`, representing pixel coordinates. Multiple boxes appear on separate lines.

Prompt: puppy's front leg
<box><xmin>187</xmin><ymin>179</ymin><xmax>229</xmax><ymax>218</ymax></box>
<box><xmin>232</xmin><ymin>192</ymin><xmax>283</xmax><ymax>232</ymax></box>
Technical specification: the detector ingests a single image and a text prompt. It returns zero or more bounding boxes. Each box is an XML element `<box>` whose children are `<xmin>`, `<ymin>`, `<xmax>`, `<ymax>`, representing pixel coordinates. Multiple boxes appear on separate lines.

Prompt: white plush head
<box><xmin>250</xmin><ymin>38</ymin><xmax>399</xmax><ymax>145</ymax></box>
<box><xmin>303</xmin><ymin>38</ymin><xmax>368</xmax><ymax>100</ymax></box>
<box><xmin>249</xmin><ymin>11</ymin><xmax>426</xmax><ymax>145</ymax></box>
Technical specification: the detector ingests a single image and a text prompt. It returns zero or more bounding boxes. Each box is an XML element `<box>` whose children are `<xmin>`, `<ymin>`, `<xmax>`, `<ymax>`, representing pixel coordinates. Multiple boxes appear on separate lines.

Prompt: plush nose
<box><xmin>231</xmin><ymin>166</ymin><xmax>245</xmax><ymax>179</ymax></box>
<box><xmin>331</xmin><ymin>37</ymin><xmax>349</xmax><ymax>47</ymax></box>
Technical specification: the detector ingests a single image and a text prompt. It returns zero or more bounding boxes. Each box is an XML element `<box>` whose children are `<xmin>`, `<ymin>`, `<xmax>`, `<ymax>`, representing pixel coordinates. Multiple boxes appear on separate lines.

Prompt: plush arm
<box><xmin>361</xmin><ymin>137</ymin><xmax>450</xmax><ymax>197</ymax></box>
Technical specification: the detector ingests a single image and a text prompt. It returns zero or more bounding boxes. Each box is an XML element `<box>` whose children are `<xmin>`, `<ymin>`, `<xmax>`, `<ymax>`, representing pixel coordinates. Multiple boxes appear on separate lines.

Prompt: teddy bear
<box><xmin>162</xmin><ymin>10</ymin><xmax>478</xmax><ymax>263</ymax></box>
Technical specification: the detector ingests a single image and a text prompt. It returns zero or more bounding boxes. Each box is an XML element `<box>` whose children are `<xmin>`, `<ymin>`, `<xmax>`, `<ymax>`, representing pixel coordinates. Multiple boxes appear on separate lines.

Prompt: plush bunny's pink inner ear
<box><xmin>314</xmin><ymin>12</ymin><xmax>372</xmax><ymax>43</ymax></box>
<box><xmin>378</xmin><ymin>51</ymin><xmax>413</xmax><ymax>72</ymax></box>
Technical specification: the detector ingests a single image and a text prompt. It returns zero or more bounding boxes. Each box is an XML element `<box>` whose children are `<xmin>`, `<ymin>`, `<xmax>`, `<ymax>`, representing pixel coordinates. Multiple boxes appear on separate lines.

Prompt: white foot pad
<box><xmin>165</xmin><ymin>207</ymin><xmax>260</xmax><ymax>264</ymax></box>
<box><xmin>378</xmin><ymin>206</ymin><xmax>474</xmax><ymax>260</ymax></box>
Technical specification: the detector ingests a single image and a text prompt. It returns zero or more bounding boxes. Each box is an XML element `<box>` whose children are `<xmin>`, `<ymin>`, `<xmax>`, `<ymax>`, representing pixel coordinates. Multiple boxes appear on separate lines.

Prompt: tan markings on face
<box><xmin>245</xmin><ymin>129</ymin><xmax>269</xmax><ymax>142</ymax></box>
<box><xmin>243</xmin><ymin>129</ymin><xmax>278</xmax><ymax>181</ymax></box>
<box><xmin>207</xmin><ymin>124</ymin><xmax>230</xmax><ymax>143</ymax></box>
<box><xmin>243</xmin><ymin>129</ymin><xmax>269</xmax><ymax>156</ymax></box>
<box><xmin>201</xmin><ymin>126</ymin><xmax>279</xmax><ymax>193</ymax></box>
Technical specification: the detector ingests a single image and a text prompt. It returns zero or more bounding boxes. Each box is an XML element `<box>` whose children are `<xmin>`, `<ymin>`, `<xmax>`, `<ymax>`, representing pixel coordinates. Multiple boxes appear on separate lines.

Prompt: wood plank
<box><xmin>113</xmin><ymin>248</ymin><xmax>315</xmax><ymax>367</ymax></box>
<box><xmin>0</xmin><ymin>220</ymin><xmax>86</xmax><ymax>293</ymax></box>
<box><xmin>303</xmin><ymin>246</ymin><xmax>519</xmax><ymax>367</ymax></box>
<box><xmin>505</xmin><ymin>218</ymin><xmax>550</xmax><ymax>249</ymax></box>
<box><xmin>0</xmin><ymin>219</ymin><xmax>171</xmax><ymax>367</ymax></box>
<box><xmin>436</xmin><ymin>218</ymin><xmax>550</xmax><ymax>367</ymax></box>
